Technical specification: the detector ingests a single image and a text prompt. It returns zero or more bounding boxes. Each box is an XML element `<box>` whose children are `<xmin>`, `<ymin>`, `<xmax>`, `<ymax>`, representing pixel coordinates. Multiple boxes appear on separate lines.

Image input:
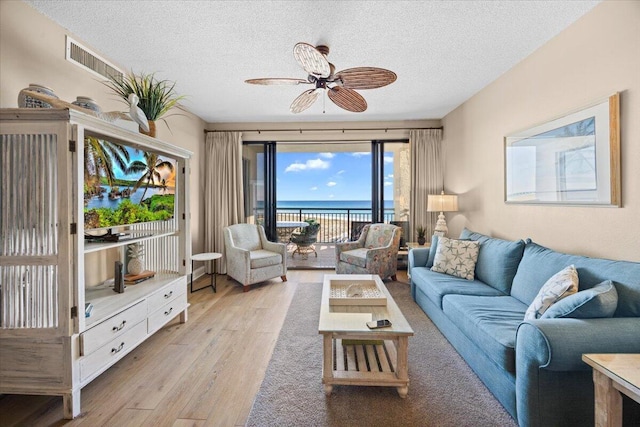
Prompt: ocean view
<box><xmin>276</xmin><ymin>200</ymin><xmax>394</xmax><ymax>212</ymax></box>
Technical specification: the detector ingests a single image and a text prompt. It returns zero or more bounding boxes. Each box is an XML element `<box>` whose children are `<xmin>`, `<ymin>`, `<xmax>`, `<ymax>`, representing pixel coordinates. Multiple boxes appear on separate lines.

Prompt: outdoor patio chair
<box><xmin>290</xmin><ymin>219</ymin><xmax>321</xmax><ymax>259</ymax></box>
<box><xmin>335</xmin><ymin>223</ymin><xmax>401</xmax><ymax>281</ymax></box>
<box><xmin>223</xmin><ymin>223</ymin><xmax>287</xmax><ymax>292</ymax></box>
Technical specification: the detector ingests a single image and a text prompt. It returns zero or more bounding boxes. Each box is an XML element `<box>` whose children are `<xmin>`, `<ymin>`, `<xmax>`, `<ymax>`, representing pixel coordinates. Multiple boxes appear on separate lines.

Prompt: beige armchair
<box><xmin>223</xmin><ymin>224</ymin><xmax>287</xmax><ymax>292</ymax></box>
<box><xmin>335</xmin><ymin>223</ymin><xmax>401</xmax><ymax>281</ymax></box>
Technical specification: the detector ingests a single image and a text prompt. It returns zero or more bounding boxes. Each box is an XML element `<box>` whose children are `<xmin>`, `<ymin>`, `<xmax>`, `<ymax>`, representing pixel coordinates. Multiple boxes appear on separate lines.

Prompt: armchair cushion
<box><xmin>339</xmin><ymin>248</ymin><xmax>369</xmax><ymax>268</ymax></box>
<box><xmin>250</xmin><ymin>249</ymin><xmax>283</xmax><ymax>269</ymax></box>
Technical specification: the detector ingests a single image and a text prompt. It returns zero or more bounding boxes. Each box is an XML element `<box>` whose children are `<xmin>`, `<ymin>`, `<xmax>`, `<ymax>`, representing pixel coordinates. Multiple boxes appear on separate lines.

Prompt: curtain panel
<box><xmin>204</xmin><ymin>131</ymin><xmax>245</xmax><ymax>274</ymax></box>
<box><xmin>410</xmin><ymin>129</ymin><xmax>443</xmax><ymax>239</ymax></box>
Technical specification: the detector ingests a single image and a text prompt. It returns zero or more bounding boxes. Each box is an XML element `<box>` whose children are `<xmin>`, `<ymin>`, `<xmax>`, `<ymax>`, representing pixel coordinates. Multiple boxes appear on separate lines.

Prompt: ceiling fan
<box><xmin>245</xmin><ymin>42</ymin><xmax>397</xmax><ymax>114</ymax></box>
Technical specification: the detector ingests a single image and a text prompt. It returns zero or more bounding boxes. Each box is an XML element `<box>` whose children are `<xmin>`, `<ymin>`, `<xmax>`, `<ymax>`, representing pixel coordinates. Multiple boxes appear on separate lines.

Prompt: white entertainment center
<box><xmin>0</xmin><ymin>108</ymin><xmax>192</xmax><ymax>418</ymax></box>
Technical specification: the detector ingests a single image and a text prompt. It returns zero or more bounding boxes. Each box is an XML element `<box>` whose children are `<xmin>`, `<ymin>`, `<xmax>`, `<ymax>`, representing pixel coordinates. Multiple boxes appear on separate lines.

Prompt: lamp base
<box><xmin>433</xmin><ymin>212</ymin><xmax>448</xmax><ymax>237</ymax></box>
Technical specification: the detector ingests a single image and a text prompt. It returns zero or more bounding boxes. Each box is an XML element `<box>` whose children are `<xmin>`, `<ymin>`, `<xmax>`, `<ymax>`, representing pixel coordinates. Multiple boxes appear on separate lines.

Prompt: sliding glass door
<box><xmin>242</xmin><ymin>139</ymin><xmax>410</xmax><ymax>249</ymax></box>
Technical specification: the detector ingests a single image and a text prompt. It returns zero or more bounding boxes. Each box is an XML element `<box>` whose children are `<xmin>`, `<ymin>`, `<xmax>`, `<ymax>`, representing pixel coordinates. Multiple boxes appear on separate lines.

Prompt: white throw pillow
<box><xmin>430</xmin><ymin>237</ymin><xmax>480</xmax><ymax>280</ymax></box>
<box><xmin>524</xmin><ymin>265</ymin><xmax>579</xmax><ymax>320</ymax></box>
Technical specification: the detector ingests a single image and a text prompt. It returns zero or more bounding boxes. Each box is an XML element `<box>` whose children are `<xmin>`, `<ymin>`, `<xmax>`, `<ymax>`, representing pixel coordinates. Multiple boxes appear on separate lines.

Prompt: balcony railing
<box><xmin>276</xmin><ymin>207</ymin><xmax>398</xmax><ymax>243</ymax></box>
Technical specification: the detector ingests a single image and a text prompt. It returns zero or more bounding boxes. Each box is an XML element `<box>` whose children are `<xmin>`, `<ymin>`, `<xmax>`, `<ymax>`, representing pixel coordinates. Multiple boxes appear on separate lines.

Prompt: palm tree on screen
<box><xmin>127</xmin><ymin>152</ymin><xmax>174</xmax><ymax>204</ymax></box>
<box><xmin>84</xmin><ymin>136</ymin><xmax>129</xmax><ymax>190</ymax></box>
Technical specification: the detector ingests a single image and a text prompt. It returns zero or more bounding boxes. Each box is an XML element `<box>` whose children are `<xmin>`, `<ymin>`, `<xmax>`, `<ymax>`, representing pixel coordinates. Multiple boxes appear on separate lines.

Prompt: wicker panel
<box><xmin>1</xmin><ymin>134</ymin><xmax>58</xmax><ymax>257</ymax></box>
<box><xmin>328</xmin><ymin>87</ymin><xmax>367</xmax><ymax>112</ymax></box>
<box><xmin>335</xmin><ymin>67</ymin><xmax>397</xmax><ymax>90</ymax></box>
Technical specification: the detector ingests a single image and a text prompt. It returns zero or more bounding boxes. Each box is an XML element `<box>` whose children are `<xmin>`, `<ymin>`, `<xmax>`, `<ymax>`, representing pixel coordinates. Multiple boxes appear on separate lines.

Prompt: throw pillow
<box><xmin>430</xmin><ymin>236</ymin><xmax>480</xmax><ymax>280</ymax></box>
<box><xmin>541</xmin><ymin>280</ymin><xmax>618</xmax><ymax>319</ymax></box>
<box><xmin>524</xmin><ymin>265</ymin><xmax>578</xmax><ymax>320</ymax></box>
<box><xmin>426</xmin><ymin>234</ymin><xmax>439</xmax><ymax>268</ymax></box>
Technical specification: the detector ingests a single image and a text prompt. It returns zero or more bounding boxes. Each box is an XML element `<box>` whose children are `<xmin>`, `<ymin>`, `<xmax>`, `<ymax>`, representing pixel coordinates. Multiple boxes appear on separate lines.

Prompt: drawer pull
<box><xmin>164</xmin><ymin>307</ymin><xmax>173</xmax><ymax>316</ymax></box>
<box><xmin>164</xmin><ymin>291</ymin><xmax>173</xmax><ymax>299</ymax></box>
<box><xmin>112</xmin><ymin>320</ymin><xmax>126</xmax><ymax>332</ymax></box>
<box><xmin>111</xmin><ymin>342</ymin><xmax>125</xmax><ymax>354</ymax></box>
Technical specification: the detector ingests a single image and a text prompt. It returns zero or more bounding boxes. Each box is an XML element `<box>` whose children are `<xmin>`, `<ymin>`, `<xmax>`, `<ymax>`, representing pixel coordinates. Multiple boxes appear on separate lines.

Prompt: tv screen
<box><xmin>84</xmin><ymin>137</ymin><xmax>177</xmax><ymax>232</ymax></box>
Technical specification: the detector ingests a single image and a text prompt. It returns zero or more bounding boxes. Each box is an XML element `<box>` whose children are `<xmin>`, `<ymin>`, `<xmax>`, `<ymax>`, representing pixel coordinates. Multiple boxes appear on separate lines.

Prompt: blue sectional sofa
<box><xmin>409</xmin><ymin>229</ymin><xmax>640</xmax><ymax>427</ymax></box>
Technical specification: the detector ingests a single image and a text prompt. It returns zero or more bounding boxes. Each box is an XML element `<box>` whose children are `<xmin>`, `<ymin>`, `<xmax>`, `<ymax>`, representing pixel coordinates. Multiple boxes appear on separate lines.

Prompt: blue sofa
<box><xmin>409</xmin><ymin>229</ymin><xmax>640</xmax><ymax>427</ymax></box>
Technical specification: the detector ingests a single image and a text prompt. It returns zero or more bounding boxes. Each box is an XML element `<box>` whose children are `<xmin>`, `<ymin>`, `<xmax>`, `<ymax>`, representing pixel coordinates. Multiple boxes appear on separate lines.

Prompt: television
<box><xmin>83</xmin><ymin>136</ymin><xmax>177</xmax><ymax>234</ymax></box>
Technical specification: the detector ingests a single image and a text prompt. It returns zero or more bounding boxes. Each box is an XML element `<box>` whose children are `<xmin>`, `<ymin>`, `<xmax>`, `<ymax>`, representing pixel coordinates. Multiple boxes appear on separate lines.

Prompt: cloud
<box><xmin>384</xmin><ymin>156</ymin><xmax>393</xmax><ymax>163</ymax></box>
<box><xmin>285</xmin><ymin>158</ymin><xmax>330</xmax><ymax>172</ymax></box>
<box><xmin>319</xmin><ymin>153</ymin><xmax>335</xmax><ymax>158</ymax></box>
<box><xmin>328</xmin><ymin>194</ymin><xmax>335</xmax><ymax>198</ymax></box>
<box><xmin>337</xmin><ymin>170</ymin><xmax>345</xmax><ymax>175</ymax></box>
<box><xmin>327</xmin><ymin>181</ymin><xmax>337</xmax><ymax>187</ymax></box>
<box><xmin>351</xmin><ymin>152</ymin><xmax>370</xmax><ymax>157</ymax></box>
<box><xmin>384</xmin><ymin>181</ymin><xmax>392</xmax><ymax>186</ymax></box>
<box><xmin>387</xmin><ymin>173</ymin><xmax>394</xmax><ymax>178</ymax></box>
<box><xmin>310</xmin><ymin>186</ymin><xmax>318</xmax><ymax>191</ymax></box>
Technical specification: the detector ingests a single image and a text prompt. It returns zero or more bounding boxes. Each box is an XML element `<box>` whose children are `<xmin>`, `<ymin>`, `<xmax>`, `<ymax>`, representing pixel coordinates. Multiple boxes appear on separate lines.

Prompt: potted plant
<box><xmin>104</xmin><ymin>71</ymin><xmax>185</xmax><ymax>137</ymax></box>
<box><xmin>416</xmin><ymin>225</ymin><xmax>426</xmax><ymax>246</ymax></box>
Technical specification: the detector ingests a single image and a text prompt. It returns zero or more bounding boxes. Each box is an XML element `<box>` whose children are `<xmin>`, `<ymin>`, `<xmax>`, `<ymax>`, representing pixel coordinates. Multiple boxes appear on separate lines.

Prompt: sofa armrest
<box><xmin>517</xmin><ymin>317</ymin><xmax>640</xmax><ymax>372</ymax></box>
<box><xmin>408</xmin><ymin>248</ymin><xmax>429</xmax><ymax>270</ymax></box>
<box><xmin>364</xmin><ymin>245</ymin><xmax>396</xmax><ymax>261</ymax></box>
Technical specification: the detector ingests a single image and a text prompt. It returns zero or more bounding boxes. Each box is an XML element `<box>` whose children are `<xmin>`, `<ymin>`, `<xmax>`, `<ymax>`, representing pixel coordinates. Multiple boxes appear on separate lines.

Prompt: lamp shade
<box><xmin>427</xmin><ymin>192</ymin><xmax>458</xmax><ymax>212</ymax></box>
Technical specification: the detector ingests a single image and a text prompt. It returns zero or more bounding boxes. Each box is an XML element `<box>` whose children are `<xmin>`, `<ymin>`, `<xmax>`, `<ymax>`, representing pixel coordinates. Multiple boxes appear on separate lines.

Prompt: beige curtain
<box><xmin>410</xmin><ymin>129</ymin><xmax>443</xmax><ymax>239</ymax></box>
<box><xmin>204</xmin><ymin>131</ymin><xmax>244</xmax><ymax>274</ymax></box>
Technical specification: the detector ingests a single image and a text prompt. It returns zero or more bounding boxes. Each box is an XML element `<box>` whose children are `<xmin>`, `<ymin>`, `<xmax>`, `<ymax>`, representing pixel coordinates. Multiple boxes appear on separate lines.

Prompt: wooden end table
<box><xmin>582</xmin><ymin>353</ymin><xmax>640</xmax><ymax>427</ymax></box>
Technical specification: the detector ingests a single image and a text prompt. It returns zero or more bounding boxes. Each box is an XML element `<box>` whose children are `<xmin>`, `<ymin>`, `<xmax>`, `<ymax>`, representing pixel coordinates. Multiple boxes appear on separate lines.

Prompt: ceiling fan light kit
<box><xmin>246</xmin><ymin>42</ymin><xmax>396</xmax><ymax>114</ymax></box>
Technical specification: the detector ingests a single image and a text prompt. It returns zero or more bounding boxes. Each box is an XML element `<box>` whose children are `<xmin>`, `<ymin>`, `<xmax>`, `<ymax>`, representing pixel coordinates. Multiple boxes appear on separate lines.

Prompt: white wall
<box><xmin>442</xmin><ymin>0</ymin><xmax>640</xmax><ymax>261</ymax></box>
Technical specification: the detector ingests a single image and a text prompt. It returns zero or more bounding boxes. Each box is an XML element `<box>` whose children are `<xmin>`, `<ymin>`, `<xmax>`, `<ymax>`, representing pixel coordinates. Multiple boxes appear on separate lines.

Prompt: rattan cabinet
<box><xmin>0</xmin><ymin>108</ymin><xmax>192</xmax><ymax>418</ymax></box>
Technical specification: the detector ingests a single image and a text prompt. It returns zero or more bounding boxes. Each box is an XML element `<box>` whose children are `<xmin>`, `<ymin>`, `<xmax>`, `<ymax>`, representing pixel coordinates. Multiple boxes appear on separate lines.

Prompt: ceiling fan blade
<box><xmin>293</xmin><ymin>42</ymin><xmax>330</xmax><ymax>78</ymax></box>
<box><xmin>290</xmin><ymin>89</ymin><xmax>321</xmax><ymax>113</ymax></box>
<box><xmin>334</xmin><ymin>67</ymin><xmax>397</xmax><ymax>89</ymax></box>
<box><xmin>328</xmin><ymin>87</ymin><xmax>367</xmax><ymax>112</ymax></box>
<box><xmin>245</xmin><ymin>78</ymin><xmax>310</xmax><ymax>85</ymax></box>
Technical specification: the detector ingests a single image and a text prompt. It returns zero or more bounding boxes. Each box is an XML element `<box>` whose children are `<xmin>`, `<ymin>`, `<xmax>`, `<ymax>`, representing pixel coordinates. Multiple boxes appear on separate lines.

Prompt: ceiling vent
<box><xmin>65</xmin><ymin>36</ymin><xmax>124</xmax><ymax>81</ymax></box>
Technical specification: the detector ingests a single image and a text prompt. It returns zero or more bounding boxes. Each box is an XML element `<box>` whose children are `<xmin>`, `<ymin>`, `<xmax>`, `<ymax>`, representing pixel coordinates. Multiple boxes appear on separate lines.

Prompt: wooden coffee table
<box><xmin>318</xmin><ymin>274</ymin><xmax>414</xmax><ymax>397</ymax></box>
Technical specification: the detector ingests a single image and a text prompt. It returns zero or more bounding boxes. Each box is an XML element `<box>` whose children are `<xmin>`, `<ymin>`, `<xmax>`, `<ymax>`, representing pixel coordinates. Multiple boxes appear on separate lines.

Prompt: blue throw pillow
<box><xmin>426</xmin><ymin>235</ymin><xmax>439</xmax><ymax>268</ymax></box>
<box><xmin>540</xmin><ymin>280</ymin><xmax>618</xmax><ymax>319</ymax></box>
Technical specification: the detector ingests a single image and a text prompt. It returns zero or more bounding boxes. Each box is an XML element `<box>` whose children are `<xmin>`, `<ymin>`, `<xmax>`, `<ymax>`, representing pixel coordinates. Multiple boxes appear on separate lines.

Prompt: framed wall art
<box><xmin>504</xmin><ymin>93</ymin><xmax>620</xmax><ymax>206</ymax></box>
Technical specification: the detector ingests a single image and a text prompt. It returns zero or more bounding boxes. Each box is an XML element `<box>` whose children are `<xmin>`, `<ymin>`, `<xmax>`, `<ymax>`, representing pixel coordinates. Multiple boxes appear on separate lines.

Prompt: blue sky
<box><xmin>277</xmin><ymin>151</ymin><xmax>394</xmax><ymax>201</ymax></box>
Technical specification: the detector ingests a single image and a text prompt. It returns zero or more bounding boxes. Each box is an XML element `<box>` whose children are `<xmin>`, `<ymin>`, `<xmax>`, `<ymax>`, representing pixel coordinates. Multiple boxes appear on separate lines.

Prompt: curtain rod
<box><xmin>204</xmin><ymin>126</ymin><xmax>442</xmax><ymax>134</ymax></box>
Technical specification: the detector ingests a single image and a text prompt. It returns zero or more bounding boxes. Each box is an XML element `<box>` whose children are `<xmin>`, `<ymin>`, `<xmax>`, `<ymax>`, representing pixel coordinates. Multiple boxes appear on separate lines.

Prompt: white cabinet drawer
<box><xmin>148</xmin><ymin>292</ymin><xmax>187</xmax><ymax>334</ymax></box>
<box><xmin>80</xmin><ymin>300</ymin><xmax>147</xmax><ymax>356</ymax></box>
<box><xmin>147</xmin><ymin>277</ymin><xmax>186</xmax><ymax>309</ymax></box>
<box><xmin>80</xmin><ymin>320</ymin><xmax>147</xmax><ymax>382</ymax></box>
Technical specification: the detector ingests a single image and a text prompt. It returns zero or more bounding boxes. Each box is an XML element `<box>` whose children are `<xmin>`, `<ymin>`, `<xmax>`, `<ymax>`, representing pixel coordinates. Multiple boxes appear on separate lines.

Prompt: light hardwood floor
<box><xmin>0</xmin><ymin>270</ymin><xmax>409</xmax><ymax>426</ymax></box>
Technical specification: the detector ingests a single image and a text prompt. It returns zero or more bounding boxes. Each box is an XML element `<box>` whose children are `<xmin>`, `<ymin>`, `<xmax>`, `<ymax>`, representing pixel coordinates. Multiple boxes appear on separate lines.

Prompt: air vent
<box><xmin>65</xmin><ymin>36</ymin><xmax>124</xmax><ymax>81</ymax></box>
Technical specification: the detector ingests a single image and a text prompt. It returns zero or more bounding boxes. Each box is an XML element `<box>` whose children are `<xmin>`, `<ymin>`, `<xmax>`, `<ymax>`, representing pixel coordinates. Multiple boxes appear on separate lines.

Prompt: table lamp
<box><xmin>427</xmin><ymin>191</ymin><xmax>459</xmax><ymax>237</ymax></box>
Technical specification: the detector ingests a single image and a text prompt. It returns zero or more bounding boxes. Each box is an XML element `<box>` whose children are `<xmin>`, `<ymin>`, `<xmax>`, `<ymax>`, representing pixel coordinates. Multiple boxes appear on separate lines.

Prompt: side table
<box><xmin>191</xmin><ymin>252</ymin><xmax>222</xmax><ymax>293</ymax></box>
<box><xmin>582</xmin><ymin>353</ymin><xmax>640</xmax><ymax>427</ymax></box>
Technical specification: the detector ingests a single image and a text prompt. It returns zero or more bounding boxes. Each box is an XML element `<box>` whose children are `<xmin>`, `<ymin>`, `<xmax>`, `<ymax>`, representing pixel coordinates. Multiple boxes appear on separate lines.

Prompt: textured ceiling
<box><xmin>25</xmin><ymin>0</ymin><xmax>600</xmax><ymax>124</ymax></box>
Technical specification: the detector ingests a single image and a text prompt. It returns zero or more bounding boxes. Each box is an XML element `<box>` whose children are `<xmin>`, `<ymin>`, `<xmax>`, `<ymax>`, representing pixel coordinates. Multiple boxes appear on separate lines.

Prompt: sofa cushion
<box><xmin>431</xmin><ymin>237</ymin><xmax>480</xmax><ymax>280</ymax></box>
<box><xmin>339</xmin><ymin>248</ymin><xmax>368</xmax><ymax>268</ymax></box>
<box><xmin>250</xmin><ymin>249</ymin><xmax>283</xmax><ymax>269</ymax></box>
<box><xmin>459</xmin><ymin>228</ymin><xmax>526</xmax><ymax>294</ymax></box>
<box><xmin>524</xmin><ymin>265</ymin><xmax>579</xmax><ymax>320</ymax></box>
<box><xmin>411</xmin><ymin>267</ymin><xmax>504</xmax><ymax>309</ymax></box>
<box><xmin>426</xmin><ymin>235</ymin><xmax>439</xmax><ymax>268</ymax></box>
<box><xmin>541</xmin><ymin>280</ymin><xmax>618</xmax><ymax>319</ymax></box>
<box><xmin>443</xmin><ymin>295</ymin><xmax>528</xmax><ymax>373</ymax></box>
<box><xmin>511</xmin><ymin>242</ymin><xmax>640</xmax><ymax>317</ymax></box>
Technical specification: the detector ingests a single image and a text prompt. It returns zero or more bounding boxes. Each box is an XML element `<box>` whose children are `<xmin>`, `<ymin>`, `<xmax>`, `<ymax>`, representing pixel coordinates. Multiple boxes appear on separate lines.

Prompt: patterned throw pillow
<box><xmin>524</xmin><ymin>265</ymin><xmax>578</xmax><ymax>320</ymax></box>
<box><xmin>430</xmin><ymin>237</ymin><xmax>480</xmax><ymax>280</ymax></box>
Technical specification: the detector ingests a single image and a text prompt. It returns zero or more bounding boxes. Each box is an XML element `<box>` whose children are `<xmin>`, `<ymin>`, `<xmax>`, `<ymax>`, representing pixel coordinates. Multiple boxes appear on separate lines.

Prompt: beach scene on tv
<box><xmin>84</xmin><ymin>137</ymin><xmax>176</xmax><ymax>230</ymax></box>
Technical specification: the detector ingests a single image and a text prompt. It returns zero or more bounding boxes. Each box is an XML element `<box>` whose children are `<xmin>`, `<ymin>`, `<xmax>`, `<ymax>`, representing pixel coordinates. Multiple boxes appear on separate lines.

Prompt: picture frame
<box><xmin>504</xmin><ymin>93</ymin><xmax>620</xmax><ymax>206</ymax></box>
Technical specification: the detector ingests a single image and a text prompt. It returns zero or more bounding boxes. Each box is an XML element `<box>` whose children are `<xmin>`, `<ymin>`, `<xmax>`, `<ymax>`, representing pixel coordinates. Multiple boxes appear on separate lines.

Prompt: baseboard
<box><xmin>192</xmin><ymin>266</ymin><xmax>207</xmax><ymax>282</ymax></box>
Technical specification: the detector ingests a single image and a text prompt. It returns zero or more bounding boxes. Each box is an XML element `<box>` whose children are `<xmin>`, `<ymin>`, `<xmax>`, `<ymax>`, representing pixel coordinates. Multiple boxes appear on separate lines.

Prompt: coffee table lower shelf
<box><xmin>322</xmin><ymin>335</ymin><xmax>410</xmax><ymax>398</ymax></box>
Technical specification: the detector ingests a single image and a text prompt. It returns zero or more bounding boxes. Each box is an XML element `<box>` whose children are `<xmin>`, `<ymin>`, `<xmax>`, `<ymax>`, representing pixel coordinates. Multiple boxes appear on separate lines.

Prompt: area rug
<box><xmin>246</xmin><ymin>281</ymin><xmax>517</xmax><ymax>427</ymax></box>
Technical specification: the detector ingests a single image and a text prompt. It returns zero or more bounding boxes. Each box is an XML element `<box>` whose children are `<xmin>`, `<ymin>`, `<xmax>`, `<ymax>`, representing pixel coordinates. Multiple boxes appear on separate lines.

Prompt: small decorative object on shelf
<box><xmin>72</xmin><ymin>96</ymin><xmax>102</xmax><ymax>113</ymax></box>
<box><xmin>103</xmin><ymin>71</ymin><xmax>186</xmax><ymax>137</ymax></box>
<box><xmin>127</xmin><ymin>242</ymin><xmax>145</xmax><ymax>275</ymax></box>
<box><xmin>124</xmin><ymin>270</ymin><xmax>155</xmax><ymax>285</ymax></box>
<box><xmin>18</xmin><ymin>83</ymin><xmax>58</xmax><ymax>108</ymax></box>
<box><xmin>416</xmin><ymin>225</ymin><xmax>426</xmax><ymax>245</ymax></box>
